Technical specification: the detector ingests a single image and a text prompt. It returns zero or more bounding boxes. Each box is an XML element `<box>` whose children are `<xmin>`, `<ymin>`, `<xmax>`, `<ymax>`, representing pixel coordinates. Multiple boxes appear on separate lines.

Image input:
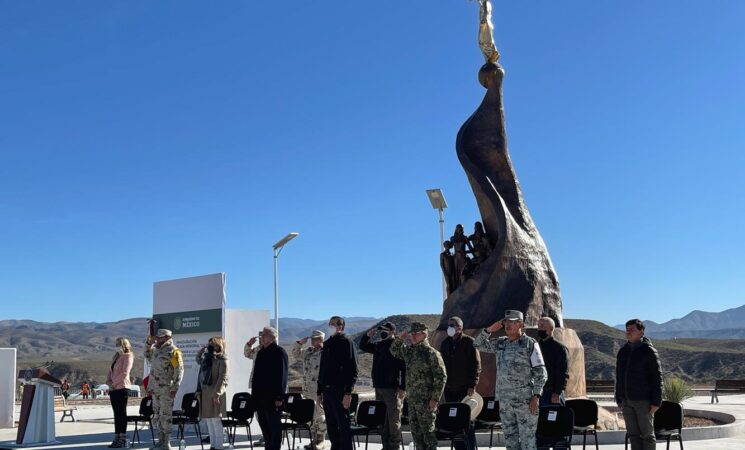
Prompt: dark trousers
<box><xmin>375</xmin><ymin>388</ymin><xmax>402</xmax><ymax>450</ymax></box>
<box><xmin>322</xmin><ymin>387</ymin><xmax>353</xmax><ymax>450</ymax></box>
<box><xmin>257</xmin><ymin>405</ymin><xmax>283</xmax><ymax>450</ymax></box>
<box><xmin>539</xmin><ymin>388</ymin><xmax>565</xmax><ymax>407</ymax></box>
<box><xmin>622</xmin><ymin>400</ymin><xmax>656</xmax><ymax>450</ymax></box>
<box><xmin>109</xmin><ymin>388</ymin><xmax>129</xmax><ymax>434</ymax></box>
<box><xmin>443</xmin><ymin>387</ymin><xmax>475</xmax><ymax>450</ymax></box>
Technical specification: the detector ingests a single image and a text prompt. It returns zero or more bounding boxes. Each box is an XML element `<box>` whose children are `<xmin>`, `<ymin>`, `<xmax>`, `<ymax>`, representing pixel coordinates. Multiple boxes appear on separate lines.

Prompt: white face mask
<box><xmin>327</xmin><ymin>326</ymin><xmax>337</xmax><ymax>336</ymax></box>
<box><xmin>447</xmin><ymin>326</ymin><xmax>456</xmax><ymax>337</ymax></box>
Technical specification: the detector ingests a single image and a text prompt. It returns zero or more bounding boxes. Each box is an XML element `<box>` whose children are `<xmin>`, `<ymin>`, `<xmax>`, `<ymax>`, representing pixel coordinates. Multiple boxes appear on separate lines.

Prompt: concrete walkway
<box><xmin>1</xmin><ymin>394</ymin><xmax>744</xmax><ymax>449</ymax></box>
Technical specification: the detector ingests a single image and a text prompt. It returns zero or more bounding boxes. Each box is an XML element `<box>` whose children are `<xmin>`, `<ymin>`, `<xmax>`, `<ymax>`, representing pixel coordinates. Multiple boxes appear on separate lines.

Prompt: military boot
<box><xmin>160</xmin><ymin>432</ymin><xmax>172</xmax><ymax>450</ymax></box>
<box><xmin>148</xmin><ymin>433</ymin><xmax>164</xmax><ymax>450</ymax></box>
<box><xmin>312</xmin><ymin>433</ymin><xmax>326</xmax><ymax>450</ymax></box>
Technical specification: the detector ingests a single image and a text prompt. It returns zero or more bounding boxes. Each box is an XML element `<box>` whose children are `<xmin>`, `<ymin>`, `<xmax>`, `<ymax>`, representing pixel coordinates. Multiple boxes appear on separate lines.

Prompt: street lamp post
<box><xmin>425</xmin><ymin>189</ymin><xmax>448</xmax><ymax>301</ymax></box>
<box><xmin>273</xmin><ymin>232</ymin><xmax>299</xmax><ymax>342</ymax></box>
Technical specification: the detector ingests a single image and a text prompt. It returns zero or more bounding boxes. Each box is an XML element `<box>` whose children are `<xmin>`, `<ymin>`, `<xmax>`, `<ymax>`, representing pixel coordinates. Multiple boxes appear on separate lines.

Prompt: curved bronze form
<box><xmin>438</xmin><ymin>63</ymin><xmax>563</xmax><ymax>329</ymax></box>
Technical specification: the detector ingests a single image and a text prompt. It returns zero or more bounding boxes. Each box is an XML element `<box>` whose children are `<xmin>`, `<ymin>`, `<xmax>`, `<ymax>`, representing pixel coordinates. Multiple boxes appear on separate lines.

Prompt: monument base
<box><xmin>433</xmin><ymin>327</ymin><xmax>586</xmax><ymax>398</ymax></box>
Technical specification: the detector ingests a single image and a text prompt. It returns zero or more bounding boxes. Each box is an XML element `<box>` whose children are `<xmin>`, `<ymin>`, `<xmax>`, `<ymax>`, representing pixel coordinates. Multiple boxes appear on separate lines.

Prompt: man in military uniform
<box><xmin>390</xmin><ymin>322</ymin><xmax>447</xmax><ymax>450</ymax></box>
<box><xmin>293</xmin><ymin>330</ymin><xmax>327</xmax><ymax>450</ymax></box>
<box><xmin>474</xmin><ymin>311</ymin><xmax>546</xmax><ymax>450</ymax></box>
<box><xmin>144</xmin><ymin>329</ymin><xmax>184</xmax><ymax>450</ymax></box>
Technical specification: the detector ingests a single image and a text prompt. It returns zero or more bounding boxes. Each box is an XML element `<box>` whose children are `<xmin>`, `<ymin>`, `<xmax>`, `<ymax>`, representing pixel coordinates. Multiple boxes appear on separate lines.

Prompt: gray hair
<box><xmin>539</xmin><ymin>317</ymin><xmax>556</xmax><ymax>330</ymax></box>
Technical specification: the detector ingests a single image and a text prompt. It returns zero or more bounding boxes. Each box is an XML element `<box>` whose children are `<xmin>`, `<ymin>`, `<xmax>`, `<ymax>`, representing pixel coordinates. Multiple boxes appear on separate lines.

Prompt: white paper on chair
<box><xmin>487</xmin><ymin>401</ymin><xmax>495</xmax><ymax>409</ymax></box>
<box><xmin>368</xmin><ymin>406</ymin><xmax>376</xmax><ymax>414</ymax></box>
<box><xmin>449</xmin><ymin>408</ymin><xmax>457</xmax><ymax>417</ymax></box>
<box><xmin>547</xmin><ymin>411</ymin><xmax>557</xmax><ymax>422</ymax></box>
<box><xmin>288</xmin><ymin>397</ymin><xmax>294</xmax><ymax>403</ymax></box>
<box><xmin>192</xmin><ymin>400</ymin><xmax>198</xmax><ymax>407</ymax></box>
<box><xmin>240</xmin><ymin>400</ymin><xmax>247</xmax><ymax>408</ymax></box>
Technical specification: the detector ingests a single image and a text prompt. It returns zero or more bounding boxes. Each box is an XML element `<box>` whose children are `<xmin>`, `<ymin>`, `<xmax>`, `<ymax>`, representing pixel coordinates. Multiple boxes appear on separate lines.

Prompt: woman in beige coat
<box><xmin>197</xmin><ymin>336</ymin><xmax>229</xmax><ymax>450</ymax></box>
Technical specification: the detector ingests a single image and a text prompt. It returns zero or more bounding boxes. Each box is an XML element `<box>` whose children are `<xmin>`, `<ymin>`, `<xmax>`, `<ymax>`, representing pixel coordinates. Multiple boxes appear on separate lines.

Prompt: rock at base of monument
<box><xmin>432</xmin><ymin>327</ymin><xmax>586</xmax><ymax>399</ymax></box>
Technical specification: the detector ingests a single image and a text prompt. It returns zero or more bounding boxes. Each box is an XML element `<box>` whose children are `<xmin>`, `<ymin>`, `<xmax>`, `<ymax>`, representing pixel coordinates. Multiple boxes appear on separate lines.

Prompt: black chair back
<box><xmin>184</xmin><ymin>393</ymin><xmax>200</xmax><ymax>419</ymax></box>
<box><xmin>537</xmin><ymin>406</ymin><xmax>574</xmax><ymax>442</ymax></box>
<box><xmin>231</xmin><ymin>392</ymin><xmax>255</xmax><ymax>421</ymax></box>
<box><xmin>654</xmin><ymin>401</ymin><xmax>683</xmax><ymax>432</ymax></box>
<box><xmin>180</xmin><ymin>392</ymin><xmax>196</xmax><ymax>411</ymax></box>
<box><xmin>566</xmin><ymin>399</ymin><xmax>598</xmax><ymax>428</ymax></box>
<box><xmin>356</xmin><ymin>401</ymin><xmax>387</xmax><ymax>428</ymax></box>
<box><xmin>477</xmin><ymin>397</ymin><xmax>500</xmax><ymax>422</ymax></box>
<box><xmin>140</xmin><ymin>396</ymin><xmax>154</xmax><ymax>418</ymax></box>
<box><xmin>436</xmin><ymin>403</ymin><xmax>471</xmax><ymax>433</ymax></box>
<box><xmin>283</xmin><ymin>392</ymin><xmax>303</xmax><ymax>413</ymax></box>
<box><xmin>290</xmin><ymin>399</ymin><xmax>316</xmax><ymax>425</ymax></box>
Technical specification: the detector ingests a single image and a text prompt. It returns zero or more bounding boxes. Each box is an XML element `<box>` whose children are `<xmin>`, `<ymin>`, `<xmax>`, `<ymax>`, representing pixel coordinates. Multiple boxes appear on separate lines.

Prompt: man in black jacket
<box><xmin>318</xmin><ymin>316</ymin><xmax>358</xmax><ymax>450</ymax></box>
<box><xmin>360</xmin><ymin>322</ymin><xmax>406</xmax><ymax>450</ymax></box>
<box><xmin>537</xmin><ymin>317</ymin><xmax>569</xmax><ymax>406</ymax></box>
<box><xmin>252</xmin><ymin>327</ymin><xmax>288</xmax><ymax>450</ymax></box>
<box><xmin>439</xmin><ymin>316</ymin><xmax>480</xmax><ymax>450</ymax></box>
<box><xmin>615</xmin><ymin>319</ymin><xmax>663</xmax><ymax>450</ymax></box>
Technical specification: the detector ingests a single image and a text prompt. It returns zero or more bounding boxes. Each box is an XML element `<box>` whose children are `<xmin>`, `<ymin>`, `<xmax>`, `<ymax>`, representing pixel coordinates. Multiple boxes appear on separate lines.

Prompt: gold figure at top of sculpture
<box><xmin>476</xmin><ymin>0</ymin><xmax>500</xmax><ymax>63</ymax></box>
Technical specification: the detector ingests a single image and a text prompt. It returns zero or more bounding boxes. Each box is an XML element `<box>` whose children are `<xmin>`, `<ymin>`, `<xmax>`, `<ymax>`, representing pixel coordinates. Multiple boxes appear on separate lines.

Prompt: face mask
<box><xmin>537</xmin><ymin>330</ymin><xmax>548</xmax><ymax>340</ymax></box>
<box><xmin>380</xmin><ymin>331</ymin><xmax>390</xmax><ymax>340</ymax></box>
<box><xmin>447</xmin><ymin>326</ymin><xmax>456</xmax><ymax>337</ymax></box>
<box><xmin>328</xmin><ymin>326</ymin><xmax>337</xmax><ymax>336</ymax></box>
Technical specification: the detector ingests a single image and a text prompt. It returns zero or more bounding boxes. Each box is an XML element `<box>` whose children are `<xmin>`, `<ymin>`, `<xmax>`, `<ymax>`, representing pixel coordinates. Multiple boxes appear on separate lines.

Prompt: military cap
<box><xmin>311</xmin><ymin>330</ymin><xmax>325</xmax><ymax>339</ymax></box>
<box><xmin>377</xmin><ymin>321</ymin><xmax>396</xmax><ymax>332</ymax></box>
<box><xmin>409</xmin><ymin>322</ymin><xmax>428</xmax><ymax>333</ymax></box>
<box><xmin>157</xmin><ymin>329</ymin><xmax>173</xmax><ymax>337</ymax></box>
<box><xmin>502</xmin><ymin>310</ymin><xmax>523</xmax><ymax>321</ymax></box>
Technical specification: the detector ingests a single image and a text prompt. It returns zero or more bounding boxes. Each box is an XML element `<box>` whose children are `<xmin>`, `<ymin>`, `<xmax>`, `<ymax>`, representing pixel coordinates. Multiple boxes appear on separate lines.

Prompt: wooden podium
<box><xmin>15</xmin><ymin>368</ymin><xmax>61</xmax><ymax>446</ymax></box>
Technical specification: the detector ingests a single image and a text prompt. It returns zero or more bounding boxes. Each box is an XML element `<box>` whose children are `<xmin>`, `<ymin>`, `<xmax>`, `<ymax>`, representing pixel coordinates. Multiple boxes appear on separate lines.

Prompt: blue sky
<box><xmin>1</xmin><ymin>1</ymin><xmax>744</xmax><ymax>326</ymax></box>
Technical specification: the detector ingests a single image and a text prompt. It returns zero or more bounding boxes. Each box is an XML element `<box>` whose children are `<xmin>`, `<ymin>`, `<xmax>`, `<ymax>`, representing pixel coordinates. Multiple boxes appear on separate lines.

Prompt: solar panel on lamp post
<box><xmin>426</xmin><ymin>189</ymin><xmax>448</xmax><ymax>301</ymax></box>
<box><xmin>273</xmin><ymin>232</ymin><xmax>299</xmax><ymax>343</ymax></box>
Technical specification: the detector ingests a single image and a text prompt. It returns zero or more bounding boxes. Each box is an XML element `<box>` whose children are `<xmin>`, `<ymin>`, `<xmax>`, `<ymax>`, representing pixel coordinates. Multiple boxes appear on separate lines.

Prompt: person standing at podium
<box><xmin>145</xmin><ymin>329</ymin><xmax>184</xmax><ymax>450</ymax></box>
<box><xmin>106</xmin><ymin>337</ymin><xmax>134</xmax><ymax>448</ymax></box>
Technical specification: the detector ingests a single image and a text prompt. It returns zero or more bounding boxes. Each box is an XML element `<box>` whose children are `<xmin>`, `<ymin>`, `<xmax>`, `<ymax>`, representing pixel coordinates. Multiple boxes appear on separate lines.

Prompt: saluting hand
<box><xmin>366</xmin><ymin>328</ymin><xmax>376</xmax><ymax>338</ymax></box>
<box><xmin>486</xmin><ymin>320</ymin><xmax>504</xmax><ymax>333</ymax></box>
<box><xmin>247</xmin><ymin>337</ymin><xmax>257</xmax><ymax>347</ymax></box>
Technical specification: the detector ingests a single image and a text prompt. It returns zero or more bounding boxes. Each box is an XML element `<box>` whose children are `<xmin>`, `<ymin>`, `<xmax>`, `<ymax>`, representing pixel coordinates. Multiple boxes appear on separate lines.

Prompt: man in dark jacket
<box><xmin>252</xmin><ymin>327</ymin><xmax>288</xmax><ymax>450</ymax></box>
<box><xmin>318</xmin><ymin>316</ymin><xmax>358</xmax><ymax>450</ymax></box>
<box><xmin>360</xmin><ymin>322</ymin><xmax>406</xmax><ymax>450</ymax></box>
<box><xmin>439</xmin><ymin>316</ymin><xmax>480</xmax><ymax>450</ymax></box>
<box><xmin>615</xmin><ymin>319</ymin><xmax>663</xmax><ymax>450</ymax></box>
<box><xmin>537</xmin><ymin>317</ymin><xmax>569</xmax><ymax>406</ymax></box>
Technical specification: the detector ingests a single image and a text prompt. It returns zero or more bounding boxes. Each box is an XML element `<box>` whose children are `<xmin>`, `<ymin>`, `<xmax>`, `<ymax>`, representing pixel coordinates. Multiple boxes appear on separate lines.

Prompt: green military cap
<box><xmin>409</xmin><ymin>322</ymin><xmax>428</xmax><ymax>333</ymax></box>
<box><xmin>502</xmin><ymin>310</ymin><xmax>523</xmax><ymax>321</ymax></box>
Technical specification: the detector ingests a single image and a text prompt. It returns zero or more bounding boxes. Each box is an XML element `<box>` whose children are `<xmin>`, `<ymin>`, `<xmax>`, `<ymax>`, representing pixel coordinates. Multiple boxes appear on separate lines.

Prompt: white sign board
<box><xmin>225</xmin><ymin>308</ymin><xmax>269</xmax><ymax>399</ymax></box>
<box><xmin>0</xmin><ymin>349</ymin><xmax>16</xmax><ymax>428</ymax></box>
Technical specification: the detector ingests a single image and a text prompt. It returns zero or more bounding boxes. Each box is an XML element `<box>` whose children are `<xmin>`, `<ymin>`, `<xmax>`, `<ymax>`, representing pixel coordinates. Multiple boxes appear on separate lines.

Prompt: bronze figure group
<box><xmin>440</xmin><ymin>221</ymin><xmax>493</xmax><ymax>295</ymax></box>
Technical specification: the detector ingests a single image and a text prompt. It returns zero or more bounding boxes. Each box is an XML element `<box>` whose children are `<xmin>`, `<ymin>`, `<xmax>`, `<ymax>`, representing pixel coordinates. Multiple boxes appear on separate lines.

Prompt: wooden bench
<box><xmin>710</xmin><ymin>379</ymin><xmax>745</xmax><ymax>403</ymax></box>
<box><xmin>54</xmin><ymin>395</ymin><xmax>76</xmax><ymax>422</ymax></box>
<box><xmin>585</xmin><ymin>380</ymin><xmax>615</xmax><ymax>394</ymax></box>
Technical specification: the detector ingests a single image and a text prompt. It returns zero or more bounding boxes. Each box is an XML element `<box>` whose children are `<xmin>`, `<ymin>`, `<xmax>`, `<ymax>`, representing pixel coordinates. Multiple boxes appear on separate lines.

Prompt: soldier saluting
<box><xmin>389</xmin><ymin>322</ymin><xmax>447</xmax><ymax>450</ymax></box>
<box><xmin>293</xmin><ymin>330</ymin><xmax>327</xmax><ymax>450</ymax></box>
<box><xmin>144</xmin><ymin>329</ymin><xmax>184</xmax><ymax>450</ymax></box>
<box><xmin>474</xmin><ymin>311</ymin><xmax>546</xmax><ymax>450</ymax></box>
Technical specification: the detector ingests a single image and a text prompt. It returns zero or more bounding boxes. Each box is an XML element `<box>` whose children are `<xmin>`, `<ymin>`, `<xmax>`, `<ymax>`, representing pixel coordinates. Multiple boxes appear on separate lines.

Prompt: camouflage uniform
<box><xmin>144</xmin><ymin>337</ymin><xmax>184</xmax><ymax>449</ymax></box>
<box><xmin>390</xmin><ymin>326</ymin><xmax>447</xmax><ymax>450</ymax></box>
<box><xmin>474</xmin><ymin>329</ymin><xmax>546</xmax><ymax>450</ymax></box>
<box><xmin>293</xmin><ymin>342</ymin><xmax>327</xmax><ymax>448</ymax></box>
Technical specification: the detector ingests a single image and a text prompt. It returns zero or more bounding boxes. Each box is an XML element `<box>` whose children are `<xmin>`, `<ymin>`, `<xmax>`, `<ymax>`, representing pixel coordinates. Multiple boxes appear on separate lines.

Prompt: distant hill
<box><xmin>5</xmin><ymin>313</ymin><xmax>745</xmax><ymax>388</ymax></box>
<box><xmin>614</xmin><ymin>304</ymin><xmax>745</xmax><ymax>339</ymax></box>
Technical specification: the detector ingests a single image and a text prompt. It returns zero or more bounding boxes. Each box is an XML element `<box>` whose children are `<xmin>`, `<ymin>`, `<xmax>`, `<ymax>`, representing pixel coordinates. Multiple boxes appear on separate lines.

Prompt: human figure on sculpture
<box><xmin>440</xmin><ymin>240</ymin><xmax>456</xmax><ymax>295</ymax></box>
<box><xmin>615</xmin><ymin>319</ymin><xmax>662</xmax><ymax>450</ymax></box>
<box><xmin>450</xmin><ymin>224</ymin><xmax>472</xmax><ymax>286</ymax></box>
<box><xmin>474</xmin><ymin>310</ymin><xmax>546</xmax><ymax>450</ymax></box>
<box><xmin>468</xmin><ymin>222</ymin><xmax>491</xmax><ymax>266</ymax></box>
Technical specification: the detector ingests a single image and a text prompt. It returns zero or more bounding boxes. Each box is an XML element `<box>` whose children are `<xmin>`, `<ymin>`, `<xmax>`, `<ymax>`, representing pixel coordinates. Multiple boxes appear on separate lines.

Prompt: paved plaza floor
<box><xmin>2</xmin><ymin>394</ymin><xmax>745</xmax><ymax>449</ymax></box>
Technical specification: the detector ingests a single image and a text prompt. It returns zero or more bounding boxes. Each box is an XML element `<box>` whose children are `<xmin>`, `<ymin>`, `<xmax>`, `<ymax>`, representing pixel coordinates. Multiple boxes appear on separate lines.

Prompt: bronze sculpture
<box><xmin>438</xmin><ymin>0</ymin><xmax>563</xmax><ymax>328</ymax></box>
